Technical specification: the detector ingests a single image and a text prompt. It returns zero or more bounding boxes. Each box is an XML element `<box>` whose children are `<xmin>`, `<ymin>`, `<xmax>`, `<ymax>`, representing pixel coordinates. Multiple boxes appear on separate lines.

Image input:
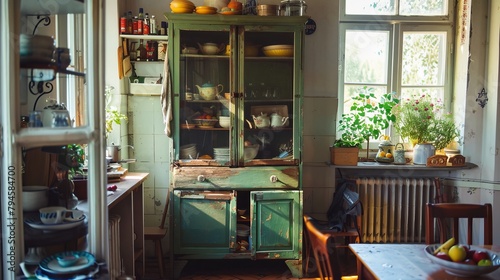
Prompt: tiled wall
<box><xmin>127</xmin><ymin>95</ymin><xmax>171</xmax><ymax>256</ymax></box>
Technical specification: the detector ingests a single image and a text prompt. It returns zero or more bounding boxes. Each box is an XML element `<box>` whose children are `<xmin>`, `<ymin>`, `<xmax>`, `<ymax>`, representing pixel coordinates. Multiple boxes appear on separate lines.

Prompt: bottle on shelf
<box><xmin>150</xmin><ymin>15</ymin><xmax>157</xmax><ymax>35</ymax></box>
<box><xmin>127</xmin><ymin>11</ymin><xmax>133</xmax><ymax>34</ymax></box>
<box><xmin>136</xmin><ymin>40</ymin><xmax>147</xmax><ymax>61</ymax></box>
<box><xmin>143</xmin><ymin>13</ymin><xmax>150</xmax><ymax>35</ymax></box>
<box><xmin>133</xmin><ymin>16</ymin><xmax>139</xmax><ymax>35</ymax></box>
<box><xmin>137</xmin><ymin>8</ymin><xmax>144</xmax><ymax>34</ymax></box>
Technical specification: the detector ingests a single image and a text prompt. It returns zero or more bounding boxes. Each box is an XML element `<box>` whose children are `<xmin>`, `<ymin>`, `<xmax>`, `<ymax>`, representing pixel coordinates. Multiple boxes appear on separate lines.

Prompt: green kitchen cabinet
<box><xmin>165</xmin><ymin>13</ymin><xmax>307</xmax><ymax>278</ymax></box>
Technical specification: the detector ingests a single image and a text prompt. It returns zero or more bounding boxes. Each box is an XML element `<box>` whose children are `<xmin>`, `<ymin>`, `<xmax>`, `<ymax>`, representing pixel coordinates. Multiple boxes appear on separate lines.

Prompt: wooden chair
<box><xmin>425</xmin><ymin>203</ymin><xmax>493</xmax><ymax>245</ymax></box>
<box><xmin>144</xmin><ymin>192</ymin><xmax>169</xmax><ymax>278</ymax></box>
<box><xmin>304</xmin><ymin>215</ymin><xmax>358</xmax><ymax>280</ymax></box>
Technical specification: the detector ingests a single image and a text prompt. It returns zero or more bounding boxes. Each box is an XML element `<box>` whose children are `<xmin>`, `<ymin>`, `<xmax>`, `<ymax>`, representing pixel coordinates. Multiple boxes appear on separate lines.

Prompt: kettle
<box><xmin>195</xmin><ymin>83</ymin><xmax>223</xmax><ymax>100</ymax></box>
<box><xmin>394</xmin><ymin>143</ymin><xmax>406</xmax><ymax>165</ymax></box>
<box><xmin>270</xmin><ymin>112</ymin><xmax>289</xmax><ymax>128</ymax></box>
<box><xmin>252</xmin><ymin>112</ymin><xmax>270</xmax><ymax>128</ymax></box>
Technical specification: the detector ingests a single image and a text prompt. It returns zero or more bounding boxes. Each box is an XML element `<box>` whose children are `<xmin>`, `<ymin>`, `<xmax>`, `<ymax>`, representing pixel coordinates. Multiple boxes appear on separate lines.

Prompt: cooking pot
<box><xmin>107</xmin><ymin>143</ymin><xmax>134</xmax><ymax>163</ymax></box>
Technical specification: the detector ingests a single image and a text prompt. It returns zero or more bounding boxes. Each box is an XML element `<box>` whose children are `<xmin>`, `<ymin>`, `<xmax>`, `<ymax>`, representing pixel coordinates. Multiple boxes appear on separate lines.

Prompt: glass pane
<box><xmin>344</xmin><ymin>30</ymin><xmax>390</xmax><ymax>84</ymax></box>
<box><xmin>401</xmin><ymin>87</ymin><xmax>444</xmax><ymax>104</ymax></box>
<box><xmin>401</xmin><ymin>31</ymin><xmax>447</xmax><ymax>86</ymax></box>
<box><xmin>243</xmin><ymin>31</ymin><xmax>295</xmax><ymax>162</ymax></box>
<box><xmin>399</xmin><ymin>0</ymin><xmax>447</xmax><ymax>16</ymax></box>
<box><xmin>178</xmin><ymin>30</ymin><xmax>231</xmax><ymax>164</ymax></box>
<box><xmin>343</xmin><ymin>85</ymin><xmax>388</xmax><ymax>113</ymax></box>
<box><xmin>345</xmin><ymin>0</ymin><xmax>396</xmax><ymax>15</ymax></box>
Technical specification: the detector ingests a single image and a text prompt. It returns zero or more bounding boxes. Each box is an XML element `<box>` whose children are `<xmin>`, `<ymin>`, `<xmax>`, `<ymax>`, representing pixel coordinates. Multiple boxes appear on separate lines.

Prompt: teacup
<box><xmin>39</xmin><ymin>207</ymin><xmax>84</xmax><ymax>224</ymax></box>
<box><xmin>39</xmin><ymin>206</ymin><xmax>67</xmax><ymax>224</ymax></box>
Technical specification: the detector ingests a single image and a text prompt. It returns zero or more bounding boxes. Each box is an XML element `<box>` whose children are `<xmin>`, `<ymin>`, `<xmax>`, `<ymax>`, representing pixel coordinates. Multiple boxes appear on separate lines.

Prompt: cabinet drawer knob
<box><xmin>270</xmin><ymin>175</ymin><xmax>278</xmax><ymax>183</ymax></box>
<box><xmin>197</xmin><ymin>175</ymin><xmax>206</xmax><ymax>182</ymax></box>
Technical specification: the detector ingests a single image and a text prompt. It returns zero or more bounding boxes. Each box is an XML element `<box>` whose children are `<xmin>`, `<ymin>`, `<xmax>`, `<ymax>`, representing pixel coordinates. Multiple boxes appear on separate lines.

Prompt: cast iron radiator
<box><xmin>355</xmin><ymin>177</ymin><xmax>439</xmax><ymax>243</ymax></box>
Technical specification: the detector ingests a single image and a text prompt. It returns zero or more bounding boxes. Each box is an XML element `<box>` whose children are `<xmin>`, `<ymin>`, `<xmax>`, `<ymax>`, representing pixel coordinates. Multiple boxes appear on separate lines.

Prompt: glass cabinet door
<box><xmin>176</xmin><ymin>25</ymin><xmax>234</xmax><ymax>165</ymax></box>
<box><xmin>173</xmin><ymin>21</ymin><xmax>301</xmax><ymax>167</ymax></box>
<box><xmin>240</xmin><ymin>28</ymin><xmax>298</xmax><ymax>166</ymax></box>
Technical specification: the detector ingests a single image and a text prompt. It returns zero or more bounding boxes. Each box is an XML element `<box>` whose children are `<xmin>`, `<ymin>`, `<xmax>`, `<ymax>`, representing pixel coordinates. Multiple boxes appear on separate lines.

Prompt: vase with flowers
<box><xmin>392</xmin><ymin>94</ymin><xmax>459</xmax><ymax>164</ymax></box>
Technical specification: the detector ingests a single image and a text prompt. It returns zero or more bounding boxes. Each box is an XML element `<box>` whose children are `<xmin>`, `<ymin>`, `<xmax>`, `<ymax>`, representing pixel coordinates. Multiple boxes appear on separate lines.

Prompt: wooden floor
<box><xmin>142</xmin><ymin>250</ymin><xmax>357</xmax><ymax>280</ymax></box>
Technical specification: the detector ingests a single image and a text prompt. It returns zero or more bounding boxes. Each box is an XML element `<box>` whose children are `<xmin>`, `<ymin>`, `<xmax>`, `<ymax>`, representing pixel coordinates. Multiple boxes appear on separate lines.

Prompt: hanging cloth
<box><xmin>160</xmin><ymin>43</ymin><xmax>173</xmax><ymax>137</ymax></box>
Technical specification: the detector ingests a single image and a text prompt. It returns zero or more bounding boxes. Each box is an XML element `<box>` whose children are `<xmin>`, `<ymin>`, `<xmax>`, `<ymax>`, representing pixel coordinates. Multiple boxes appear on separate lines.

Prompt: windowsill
<box><xmin>330</xmin><ymin>161</ymin><xmax>477</xmax><ymax>171</ymax></box>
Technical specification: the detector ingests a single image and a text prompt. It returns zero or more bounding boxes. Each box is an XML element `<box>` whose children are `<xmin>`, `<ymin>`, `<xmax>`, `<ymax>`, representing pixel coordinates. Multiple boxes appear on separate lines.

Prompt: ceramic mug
<box><xmin>39</xmin><ymin>207</ymin><xmax>83</xmax><ymax>224</ymax></box>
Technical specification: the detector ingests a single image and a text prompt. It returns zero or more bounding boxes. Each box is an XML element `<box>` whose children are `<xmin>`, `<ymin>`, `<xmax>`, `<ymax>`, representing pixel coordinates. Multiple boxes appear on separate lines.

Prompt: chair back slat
<box><xmin>304</xmin><ymin>215</ymin><xmax>342</xmax><ymax>280</ymax></box>
<box><xmin>425</xmin><ymin>203</ymin><xmax>493</xmax><ymax>245</ymax></box>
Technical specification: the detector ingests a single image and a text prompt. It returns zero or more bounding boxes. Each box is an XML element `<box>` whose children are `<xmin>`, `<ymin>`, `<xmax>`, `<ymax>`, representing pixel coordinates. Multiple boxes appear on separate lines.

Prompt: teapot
<box><xmin>195</xmin><ymin>83</ymin><xmax>223</xmax><ymax>100</ymax></box>
<box><xmin>252</xmin><ymin>112</ymin><xmax>270</xmax><ymax>128</ymax></box>
<box><xmin>270</xmin><ymin>112</ymin><xmax>289</xmax><ymax>128</ymax></box>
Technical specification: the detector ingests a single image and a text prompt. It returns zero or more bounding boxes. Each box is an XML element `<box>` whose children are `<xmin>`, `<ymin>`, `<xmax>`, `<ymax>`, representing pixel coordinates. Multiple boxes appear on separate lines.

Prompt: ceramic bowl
<box><xmin>425</xmin><ymin>244</ymin><xmax>500</xmax><ymax>277</ymax></box>
<box><xmin>237</xmin><ymin>209</ymin><xmax>246</xmax><ymax>216</ymax></box>
<box><xmin>56</xmin><ymin>253</ymin><xmax>80</xmax><ymax>267</ymax></box>
<box><xmin>199</xmin><ymin>43</ymin><xmax>221</xmax><ymax>55</ymax></box>
<box><xmin>244</xmin><ymin>144</ymin><xmax>259</xmax><ymax>160</ymax></box>
<box><xmin>219</xmin><ymin>116</ymin><xmax>230</xmax><ymax>128</ymax></box>
<box><xmin>22</xmin><ymin>185</ymin><xmax>49</xmax><ymax>212</ymax></box>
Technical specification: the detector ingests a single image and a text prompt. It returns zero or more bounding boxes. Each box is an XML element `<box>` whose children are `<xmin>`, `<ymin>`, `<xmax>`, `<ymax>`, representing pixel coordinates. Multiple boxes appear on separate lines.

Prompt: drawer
<box><xmin>173</xmin><ymin>166</ymin><xmax>299</xmax><ymax>189</ymax></box>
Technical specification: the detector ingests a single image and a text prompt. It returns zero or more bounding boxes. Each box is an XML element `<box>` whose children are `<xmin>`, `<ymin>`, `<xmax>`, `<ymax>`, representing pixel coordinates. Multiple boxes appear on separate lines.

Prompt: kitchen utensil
<box><xmin>262</xmin><ymin>44</ymin><xmax>293</xmax><ymax>57</ymax></box>
<box><xmin>279</xmin><ymin>0</ymin><xmax>307</xmax><ymax>16</ymax></box>
<box><xmin>107</xmin><ymin>143</ymin><xmax>134</xmax><ymax>163</ymax></box>
<box><xmin>257</xmin><ymin>4</ymin><xmax>278</xmax><ymax>16</ymax></box>
<box><xmin>195</xmin><ymin>83</ymin><xmax>224</xmax><ymax>100</ymax></box>
<box><xmin>39</xmin><ymin>206</ymin><xmax>67</xmax><ymax>224</ymax></box>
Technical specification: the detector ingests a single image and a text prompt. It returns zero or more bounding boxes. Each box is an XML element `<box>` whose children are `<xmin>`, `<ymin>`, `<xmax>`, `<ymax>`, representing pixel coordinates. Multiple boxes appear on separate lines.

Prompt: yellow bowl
<box><xmin>262</xmin><ymin>45</ymin><xmax>293</xmax><ymax>57</ymax></box>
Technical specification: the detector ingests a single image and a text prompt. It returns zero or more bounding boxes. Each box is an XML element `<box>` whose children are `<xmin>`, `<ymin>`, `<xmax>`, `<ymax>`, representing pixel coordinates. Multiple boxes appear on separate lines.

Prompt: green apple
<box><xmin>478</xmin><ymin>259</ymin><xmax>492</xmax><ymax>266</ymax></box>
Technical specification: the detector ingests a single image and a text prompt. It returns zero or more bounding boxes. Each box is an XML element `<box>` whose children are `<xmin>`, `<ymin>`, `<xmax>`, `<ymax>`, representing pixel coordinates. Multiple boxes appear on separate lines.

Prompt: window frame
<box><xmin>338</xmin><ymin>0</ymin><xmax>455</xmax><ymax>147</ymax></box>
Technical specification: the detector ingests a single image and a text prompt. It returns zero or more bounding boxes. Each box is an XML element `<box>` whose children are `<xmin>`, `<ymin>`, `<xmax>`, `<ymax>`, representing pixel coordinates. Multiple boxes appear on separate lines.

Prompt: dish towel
<box><xmin>160</xmin><ymin>43</ymin><xmax>173</xmax><ymax>137</ymax></box>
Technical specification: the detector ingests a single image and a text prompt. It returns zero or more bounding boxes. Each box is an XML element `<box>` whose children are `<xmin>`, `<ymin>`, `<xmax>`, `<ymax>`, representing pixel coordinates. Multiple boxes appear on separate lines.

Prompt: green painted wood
<box><xmin>173</xmin><ymin>190</ymin><xmax>236</xmax><ymax>254</ymax></box>
<box><xmin>173</xmin><ymin>166</ymin><xmax>299</xmax><ymax>189</ymax></box>
<box><xmin>251</xmin><ymin>190</ymin><xmax>301</xmax><ymax>259</ymax></box>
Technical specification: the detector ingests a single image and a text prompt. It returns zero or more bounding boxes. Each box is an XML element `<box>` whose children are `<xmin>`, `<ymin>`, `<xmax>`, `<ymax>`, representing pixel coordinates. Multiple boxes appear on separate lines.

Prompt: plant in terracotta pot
<box><xmin>392</xmin><ymin>93</ymin><xmax>459</xmax><ymax>164</ymax></box>
<box><xmin>331</xmin><ymin>87</ymin><xmax>399</xmax><ymax>165</ymax></box>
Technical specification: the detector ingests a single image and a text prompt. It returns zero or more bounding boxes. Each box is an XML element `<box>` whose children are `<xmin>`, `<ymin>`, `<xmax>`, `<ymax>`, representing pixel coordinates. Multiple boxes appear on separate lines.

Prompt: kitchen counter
<box><xmin>79</xmin><ymin>172</ymin><xmax>149</xmax><ymax>279</ymax></box>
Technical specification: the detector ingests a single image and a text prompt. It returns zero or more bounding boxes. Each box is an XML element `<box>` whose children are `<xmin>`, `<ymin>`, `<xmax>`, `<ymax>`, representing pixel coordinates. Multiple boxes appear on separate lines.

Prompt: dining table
<box><xmin>349</xmin><ymin>243</ymin><xmax>500</xmax><ymax>280</ymax></box>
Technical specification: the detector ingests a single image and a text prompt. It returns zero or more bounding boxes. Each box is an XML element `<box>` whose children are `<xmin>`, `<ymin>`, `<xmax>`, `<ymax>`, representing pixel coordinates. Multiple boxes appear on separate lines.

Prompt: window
<box><xmin>339</xmin><ymin>0</ymin><xmax>453</xmax><ymax>143</ymax></box>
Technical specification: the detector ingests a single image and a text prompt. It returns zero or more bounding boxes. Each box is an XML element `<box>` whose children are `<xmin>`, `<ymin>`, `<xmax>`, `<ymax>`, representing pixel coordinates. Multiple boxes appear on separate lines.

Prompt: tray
<box><xmin>250</xmin><ymin>105</ymin><xmax>288</xmax><ymax>119</ymax></box>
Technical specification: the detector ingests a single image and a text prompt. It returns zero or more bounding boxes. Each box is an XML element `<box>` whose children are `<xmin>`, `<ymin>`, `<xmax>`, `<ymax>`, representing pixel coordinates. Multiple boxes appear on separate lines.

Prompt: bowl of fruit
<box><xmin>425</xmin><ymin>238</ymin><xmax>500</xmax><ymax>277</ymax></box>
<box><xmin>193</xmin><ymin>117</ymin><xmax>218</xmax><ymax>128</ymax></box>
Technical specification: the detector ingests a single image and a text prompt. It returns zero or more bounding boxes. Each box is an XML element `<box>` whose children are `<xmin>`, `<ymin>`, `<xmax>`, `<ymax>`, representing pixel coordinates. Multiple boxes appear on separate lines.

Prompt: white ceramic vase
<box><xmin>413</xmin><ymin>143</ymin><xmax>435</xmax><ymax>165</ymax></box>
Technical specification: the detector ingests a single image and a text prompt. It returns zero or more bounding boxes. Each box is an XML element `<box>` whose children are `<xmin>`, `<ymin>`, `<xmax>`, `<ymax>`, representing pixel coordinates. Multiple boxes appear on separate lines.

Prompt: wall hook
<box><xmin>476</xmin><ymin>88</ymin><xmax>488</xmax><ymax>108</ymax></box>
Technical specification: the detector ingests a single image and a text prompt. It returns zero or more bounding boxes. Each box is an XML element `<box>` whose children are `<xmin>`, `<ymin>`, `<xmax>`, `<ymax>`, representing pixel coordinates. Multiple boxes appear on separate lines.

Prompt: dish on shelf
<box><xmin>24</xmin><ymin>212</ymin><xmax>85</xmax><ymax>231</ymax></box>
<box><xmin>195</xmin><ymin>6</ymin><xmax>218</xmax><ymax>14</ymax></box>
<box><xmin>181</xmin><ymin>47</ymin><xmax>199</xmax><ymax>54</ymax></box>
<box><xmin>181</xmin><ymin>123</ymin><xmax>197</xmax><ymax>129</ymax></box>
<box><xmin>38</xmin><ymin>251</ymin><xmax>96</xmax><ymax>276</ymax></box>
<box><xmin>262</xmin><ymin>44</ymin><xmax>293</xmax><ymax>57</ymax></box>
<box><xmin>171</xmin><ymin>7</ymin><xmax>194</xmax><ymax>13</ymax></box>
<box><xmin>219</xmin><ymin>10</ymin><xmax>242</xmax><ymax>15</ymax></box>
<box><xmin>193</xmin><ymin>118</ymin><xmax>218</xmax><ymax>127</ymax></box>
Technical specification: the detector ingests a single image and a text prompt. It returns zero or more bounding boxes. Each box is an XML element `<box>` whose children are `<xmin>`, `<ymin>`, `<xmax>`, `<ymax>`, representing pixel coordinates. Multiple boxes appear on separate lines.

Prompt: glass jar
<box><xmin>279</xmin><ymin>0</ymin><xmax>307</xmax><ymax>16</ymax></box>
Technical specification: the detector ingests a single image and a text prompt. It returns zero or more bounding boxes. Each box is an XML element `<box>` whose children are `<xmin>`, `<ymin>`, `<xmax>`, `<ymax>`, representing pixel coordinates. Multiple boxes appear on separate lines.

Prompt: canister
<box><xmin>279</xmin><ymin>0</ymin><xmax>307</xmax><ymax>16</ymax></box>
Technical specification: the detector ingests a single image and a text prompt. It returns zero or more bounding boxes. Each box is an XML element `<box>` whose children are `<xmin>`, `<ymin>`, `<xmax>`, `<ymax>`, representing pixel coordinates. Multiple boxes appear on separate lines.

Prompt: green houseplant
<box><xmin>392</xmin><ymin>94</ymin><xmax>459</xmax><ymax>151</ymax></box>
<box><xmin>331</xmin><ymin>87</ymin><xmax>399</xmax><ymax>165</ymax></box>
<box><xmin>105</xmin><ymin>86</ymin><xmax>128</xmax><ymax>138</ymax></box>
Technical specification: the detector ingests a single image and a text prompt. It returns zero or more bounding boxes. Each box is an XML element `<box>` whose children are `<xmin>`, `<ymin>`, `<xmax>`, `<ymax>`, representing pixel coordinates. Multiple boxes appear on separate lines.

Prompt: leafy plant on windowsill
<box><xmin>56</xmin><ymin>143</ymin><xmax>85</xmax><ymax>180</ymax></box>
<box><xmin>333</xmin><ymin>87</ymin><xmax>400</xmax><ymax>158</ymax></box>
<box><xmin>105</xmin><ymin>86</ymin><xmax>128</xmax><ymax>138</ymax></box>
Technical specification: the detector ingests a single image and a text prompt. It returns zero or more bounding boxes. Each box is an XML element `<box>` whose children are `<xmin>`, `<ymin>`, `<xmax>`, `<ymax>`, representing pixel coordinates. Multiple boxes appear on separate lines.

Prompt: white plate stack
<box><xmin>20</xmin><ymin>34</ymin><xmax>55</xmax><ymax>65</ymax></box>
<box><xmin>180</xmin><ymin>144</ymin><xmax>197</xmax><ymax>159</ymax></box>
<box><xmin>213</xmin><ymin>147</ymin><xmax>230</xmax><ymax>162</ymax></box>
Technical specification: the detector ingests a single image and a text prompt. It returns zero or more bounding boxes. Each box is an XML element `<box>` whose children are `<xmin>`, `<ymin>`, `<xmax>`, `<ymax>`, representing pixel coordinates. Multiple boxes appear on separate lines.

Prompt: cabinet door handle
<box><xmin>270</xmin><ymin>175</ymin><xmax>278</xmax><ymax>183</ymax></box>
<box><xmin>197</xmin><ymin>175</ymin><xmax>206</xmax><ymax>182</ymax></box>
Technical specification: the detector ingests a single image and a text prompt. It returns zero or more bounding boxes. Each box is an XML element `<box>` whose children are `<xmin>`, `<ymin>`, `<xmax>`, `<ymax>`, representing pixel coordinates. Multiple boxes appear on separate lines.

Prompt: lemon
<box><xmin>386</xmin><ymin>153</ymin><xmax>393</xmax><ymax>158</ymax></box>
<box><xmin>448</xmin><ymin>245</ymin><xmax>466</xmax><ymax>262</ymax></box>
<box><xmin>378</xmin><ymin>151</ymin><xmax>386</xmax><ymax>157</ymax></box>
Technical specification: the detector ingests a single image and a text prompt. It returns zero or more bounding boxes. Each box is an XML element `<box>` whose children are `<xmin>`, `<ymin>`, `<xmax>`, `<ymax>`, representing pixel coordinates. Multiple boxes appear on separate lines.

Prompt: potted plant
<box><xmin>105</xmin><ymin>86</ymin><xmax>128</xmax><ymax>139</ymax></box>
<box><xmin>331</xmin><ymin>87</ymin><xmax>399</xmax><ymax>165</ymax></box>
<box><xmin>392</xmin><ymin>94</ymin><xmax>459</xmax><ymax>164</ymax></box>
